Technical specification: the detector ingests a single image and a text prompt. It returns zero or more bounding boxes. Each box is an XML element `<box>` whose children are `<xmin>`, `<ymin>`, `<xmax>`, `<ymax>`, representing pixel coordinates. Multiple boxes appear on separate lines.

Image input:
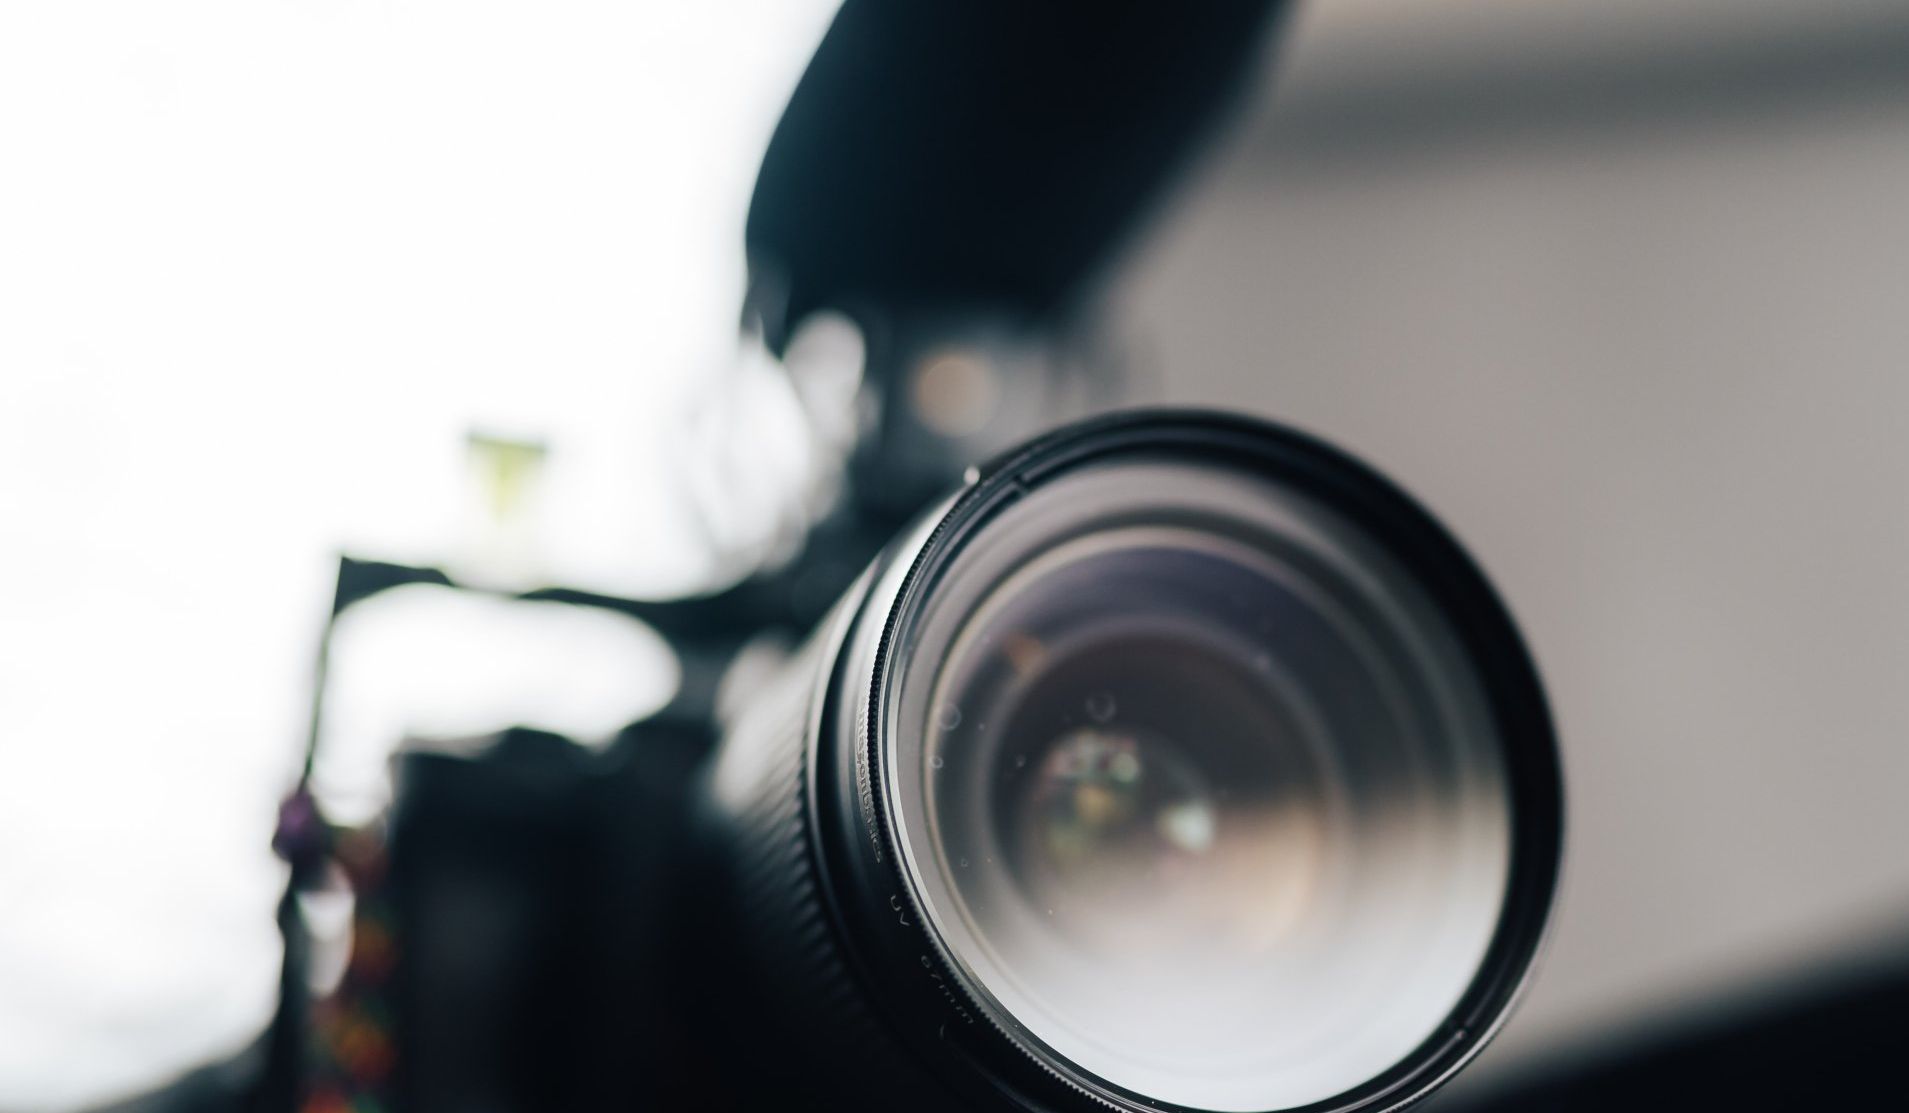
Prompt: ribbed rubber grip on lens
<box><xmin>702</xmin><ymin>632</ymin><xmax>953</xmax><ymax>1110</ymax></box>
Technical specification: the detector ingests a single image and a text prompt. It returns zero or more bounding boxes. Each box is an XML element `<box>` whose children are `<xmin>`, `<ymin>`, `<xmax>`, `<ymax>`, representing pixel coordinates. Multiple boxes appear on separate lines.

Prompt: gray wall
<box><xmin>1114</xmin><ymin>0</ymin><xmax>1909</xmax><ymax>1086</ymax></box>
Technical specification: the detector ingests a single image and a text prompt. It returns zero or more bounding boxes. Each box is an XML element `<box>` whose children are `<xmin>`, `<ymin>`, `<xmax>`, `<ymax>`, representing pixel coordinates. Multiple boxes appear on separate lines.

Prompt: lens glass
<box><xmin>886</xmin><ymin>458</ymin><xmax>1512</xmax><ymax>1112</ymax></box>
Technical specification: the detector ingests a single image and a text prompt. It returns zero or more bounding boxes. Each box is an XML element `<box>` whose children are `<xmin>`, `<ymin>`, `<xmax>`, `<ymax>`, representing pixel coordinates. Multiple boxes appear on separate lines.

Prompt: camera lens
<box><xmin>894</xmin><ymin>462</ymin><xmax>1515</xmax><ymax>1111</ymax></box>
<box><xmin>704</xmin><ymin>412</ymin><xmax>1560</xmax><ymax>1113</ymax></box>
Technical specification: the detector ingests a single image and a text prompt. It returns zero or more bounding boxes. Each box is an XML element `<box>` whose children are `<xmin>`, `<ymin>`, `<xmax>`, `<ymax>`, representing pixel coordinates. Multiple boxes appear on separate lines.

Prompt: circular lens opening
<box><xmin>984</xmin><ymin>616</ymin><xmax>1336</xmax><ymax>969</ymax></box>
<box><xmin>886</xmin><ymin>458</ymin><xmax>1513</xmax><ymax>1112</ymax></box>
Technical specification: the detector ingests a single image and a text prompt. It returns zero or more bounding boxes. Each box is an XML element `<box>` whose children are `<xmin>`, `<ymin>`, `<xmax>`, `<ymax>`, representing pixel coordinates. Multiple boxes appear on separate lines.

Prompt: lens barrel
<box><xmin>699</xmin><ymin>410</ymin><xmax>1562</xmax><ymax>1113</ymax></box>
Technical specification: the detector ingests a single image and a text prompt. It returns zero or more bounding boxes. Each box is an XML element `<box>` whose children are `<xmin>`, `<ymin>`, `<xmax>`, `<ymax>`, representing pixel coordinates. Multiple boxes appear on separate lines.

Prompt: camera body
<box><xmin>360</xmin><ymin>410</ymin><xmax>1560</xmax><ymax>1113</ymax></box>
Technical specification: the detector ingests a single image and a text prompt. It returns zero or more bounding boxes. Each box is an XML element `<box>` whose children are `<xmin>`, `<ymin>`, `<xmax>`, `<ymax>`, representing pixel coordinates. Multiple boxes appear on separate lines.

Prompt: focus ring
<box><xmin>705</xmin><ymin>621</ymin><xmax>962</xmax><ymax>1110</ymax></box>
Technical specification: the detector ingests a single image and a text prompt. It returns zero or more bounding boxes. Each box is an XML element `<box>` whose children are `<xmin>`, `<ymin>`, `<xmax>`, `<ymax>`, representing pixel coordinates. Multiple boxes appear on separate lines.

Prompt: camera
<box><xmin>693</xmin><ymin>409</ymin><xmax>1561</xmax><ymax>1113</ymax></box>
<box><xmin>266</xmin><ymin>7</ymin><xmax>1561</xmax><ymax>1109</ymax></box>
<box><xmin>329</xmin><ymin>409</ymin><xmax>1560</xmax><ymax>1113</ymax></box>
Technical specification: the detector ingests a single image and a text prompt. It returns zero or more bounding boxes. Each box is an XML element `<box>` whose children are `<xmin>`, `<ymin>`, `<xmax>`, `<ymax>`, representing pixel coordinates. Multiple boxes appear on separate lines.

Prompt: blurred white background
<box><xmin>0</xmin><ymin>2</ymin><xmax>833</xmax><ymax>1108</ymax></box>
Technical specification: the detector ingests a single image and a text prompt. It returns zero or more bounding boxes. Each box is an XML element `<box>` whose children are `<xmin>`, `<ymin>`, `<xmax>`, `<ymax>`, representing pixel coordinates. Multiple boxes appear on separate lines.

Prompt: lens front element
<box><xmin>885</xmin><ymin>458</ymin><xmax>1516</xmax><ymax>1112</ymax></box>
